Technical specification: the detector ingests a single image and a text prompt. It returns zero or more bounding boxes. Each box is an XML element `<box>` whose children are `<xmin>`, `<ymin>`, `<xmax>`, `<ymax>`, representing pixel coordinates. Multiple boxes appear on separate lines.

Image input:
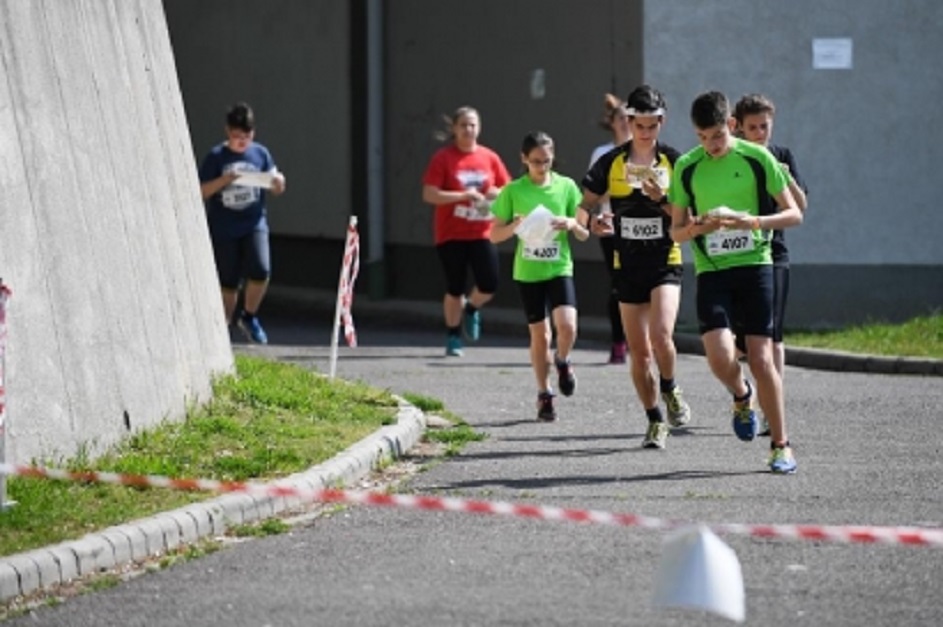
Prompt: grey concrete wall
<box><xmin>0</xmin><ymin>0</ymin><xmax>233</xmax><ymax>464</ymax></box>
<box><xmin>163</xmin><ymin>0</ymin><xmax>351</xmax><ymax>239</ymax></box>
<box><xmin>164</xmin><ymin>0</ymin><xmax>638</xmax><ymax>248</ymax></box>
<box><xmin>645</xmin><ymin>0</ymin><xmax>943</xmax><ymax>266</ymax></box>
<box><xmin>384</xmin><ymin>0</ymin><xmax>644</xmax><ymax>256</ymax></box>
<box><xmin>644</xmin><ymin>0</ymin><xmax>943</xmax><ymax>325</ymax></box>
<box><xmin>163</xmin><ymin>0</ymin><xmax>940</xmax><ymax>327</ymax></box>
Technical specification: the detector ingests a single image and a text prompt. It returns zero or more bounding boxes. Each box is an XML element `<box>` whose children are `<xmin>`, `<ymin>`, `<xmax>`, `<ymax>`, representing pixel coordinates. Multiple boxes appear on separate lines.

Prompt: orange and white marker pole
<box><xmin>329</xmin><ymin>217</ymin><xmax>360</xmax><ymax>379</ymax></box>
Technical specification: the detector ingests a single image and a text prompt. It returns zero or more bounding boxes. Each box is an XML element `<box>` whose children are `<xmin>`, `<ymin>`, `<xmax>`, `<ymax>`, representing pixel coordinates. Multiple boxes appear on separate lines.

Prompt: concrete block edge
<box><xmin>0</xmin><ymin>395</ymin><xmax>428</xmax><ymax>603</ymax></box>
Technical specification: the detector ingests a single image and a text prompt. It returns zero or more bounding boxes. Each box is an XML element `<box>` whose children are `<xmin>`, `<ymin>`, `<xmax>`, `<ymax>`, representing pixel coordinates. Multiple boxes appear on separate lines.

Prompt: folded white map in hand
<box><xmin>706</xmin><ymin>206</ymin><xmax>746</xmax><ymax>220</ymax></box>
<box><xmin>234</xmin><ymin>171</ymin><xmax>278</xmax><ymax>189</ymax></box>
<box><xmin>514</xmin><ymin>205</ymin><xmax>557</xmax><ymax>246</ymax></box>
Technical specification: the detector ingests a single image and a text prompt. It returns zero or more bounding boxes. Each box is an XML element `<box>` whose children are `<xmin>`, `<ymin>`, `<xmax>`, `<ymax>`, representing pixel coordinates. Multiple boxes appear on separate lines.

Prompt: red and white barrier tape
<box><xmin>1</xmin><ymin>463</ymin><xmax>941</xmax><ymax>548</ymax></box>
<box><xmin>338</xmin><ymin>220</ymin><xmax>360</xmax><ymax>348</ymax></box>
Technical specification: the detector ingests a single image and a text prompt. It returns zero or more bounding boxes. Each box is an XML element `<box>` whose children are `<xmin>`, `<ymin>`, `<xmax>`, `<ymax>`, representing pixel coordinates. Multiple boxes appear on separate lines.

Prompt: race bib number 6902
<box><xmin>621</xmin><ymin>217</ymin><xmax>662</xmax><ymax>240</ymax></box>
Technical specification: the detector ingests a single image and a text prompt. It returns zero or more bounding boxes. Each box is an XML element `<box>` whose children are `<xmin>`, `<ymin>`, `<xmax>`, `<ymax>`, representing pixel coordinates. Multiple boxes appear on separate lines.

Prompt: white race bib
<box><xmin>522</xmin><ymin>242</ymin><xmax>561</xmax><ymax>261</ymax></box>
<box><xmin>221</xmin><ymin>186</ymin><xmax>256</xmax><ymax>210</ymax></box>
<box><xmin>621</xmin><ymin>217</ymin><xmax>663</xmax><ymax>240</ymax></box>
<box><xmin>453</xmin><ymin>204</ymin><xmax>492</xmax><ymax>221</ymax></box>
<box><xmin>706</xmin><ymin>229</ymin><xmax>755</xmax><ymax>256</ymax></box>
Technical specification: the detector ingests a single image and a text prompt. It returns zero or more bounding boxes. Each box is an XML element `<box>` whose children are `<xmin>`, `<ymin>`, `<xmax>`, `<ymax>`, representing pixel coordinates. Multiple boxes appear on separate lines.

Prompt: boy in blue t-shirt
<box><xmin>199</xmin><ymin>102</ymin><xmax>286</xmax><ymax>344</ymax></box>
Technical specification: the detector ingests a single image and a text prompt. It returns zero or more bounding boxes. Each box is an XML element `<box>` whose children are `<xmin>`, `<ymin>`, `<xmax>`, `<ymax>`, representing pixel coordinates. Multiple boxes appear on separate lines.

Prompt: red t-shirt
<box><xmin>422</xmin><ymin>144</ymin><xmax>511</xmax><ymax>244</ymax></box>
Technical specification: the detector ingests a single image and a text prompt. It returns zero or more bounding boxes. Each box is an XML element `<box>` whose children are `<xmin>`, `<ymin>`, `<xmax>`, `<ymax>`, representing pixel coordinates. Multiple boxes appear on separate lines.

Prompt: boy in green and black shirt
<box><xmin>668</xmin><ymin>91</ymin><xmax>803</xmax><ymax>474</ymax></box>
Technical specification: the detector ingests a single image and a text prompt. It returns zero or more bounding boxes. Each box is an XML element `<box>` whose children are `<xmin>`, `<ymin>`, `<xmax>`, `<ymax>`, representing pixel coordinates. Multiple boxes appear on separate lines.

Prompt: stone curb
<box><xmin>656</xmin><ymin>334</ymin><xmax>943</xmax><ymax>376</ymax></box>
<box><xmin>783</xmin><ymin>345</ymin><xmax>943</xmax><ymax>376</ymax></box>
<box><xmin>0</xmin><ymin>398</ymin><xmax>426</xmax><ymax>604</ymax></box>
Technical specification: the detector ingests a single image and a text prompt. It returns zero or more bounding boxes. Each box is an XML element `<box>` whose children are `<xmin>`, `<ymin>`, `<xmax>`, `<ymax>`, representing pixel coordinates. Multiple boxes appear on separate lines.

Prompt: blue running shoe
<box><xmin>462</xmin><ymin>307</ymin><xmax>481</xmax><ymax>342</ymax></box>
<box><xmin>768</xmin><ymin>446</ymin><xmax>798</xmax><ymax>474</ymax></box>
<box><xmin>732</xmin><ymin>401</ymin><xmax>757</xmax><ymax>441</ymax></box>
<box><xmin>445</xmin><ymin>335</ymin><xmax>464</xmax><ymax>357</ymax></box>
<box><xmin>238</xmin><ymin>314</ymin><xmax>268</xmax><ymax>344</ymax></box>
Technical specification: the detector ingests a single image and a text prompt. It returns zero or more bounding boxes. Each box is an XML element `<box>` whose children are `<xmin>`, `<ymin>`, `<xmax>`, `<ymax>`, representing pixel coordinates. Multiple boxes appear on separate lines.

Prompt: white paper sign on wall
<box><xmin>813</xmin><ymin>38</ymin><xmax>853</xmax><ymax>70</ymax></box>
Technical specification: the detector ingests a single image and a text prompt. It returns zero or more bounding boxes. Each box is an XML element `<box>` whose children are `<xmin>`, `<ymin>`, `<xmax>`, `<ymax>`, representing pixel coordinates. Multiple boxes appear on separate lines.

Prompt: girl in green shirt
<box><xmin>491</xmin><ymin>132</ymin><xmax>590</xmax><ymax>421</ymax></box>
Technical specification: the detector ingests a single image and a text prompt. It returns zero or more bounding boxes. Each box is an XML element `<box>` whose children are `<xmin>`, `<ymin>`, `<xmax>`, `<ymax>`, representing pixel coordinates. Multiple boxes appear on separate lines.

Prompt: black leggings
<box><xmin>735</xmin><ymin>265</ymin><xmax>789</xmax><ymax>352</ymax></box>
<box><xmin>598</xmin><ymin>237</ymin><xmax>624</xmax><ymax>343</ymax></box>
<box><xmin>436</xmin><ymin>239</ymin><xmax>499</xmax><ymax>297</ymax></box>
<box><xmin>517</xmin><ymin>276</ymin><xmax>577</xmax><ymax>324</ymax></box>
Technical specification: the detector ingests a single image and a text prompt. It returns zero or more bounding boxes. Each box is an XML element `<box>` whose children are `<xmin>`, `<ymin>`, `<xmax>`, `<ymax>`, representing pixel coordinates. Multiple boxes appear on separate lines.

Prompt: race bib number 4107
<box><xmin>705</xmin><ymin>229</ymin><xmax>755</xmax><ymax>256</ymax></box>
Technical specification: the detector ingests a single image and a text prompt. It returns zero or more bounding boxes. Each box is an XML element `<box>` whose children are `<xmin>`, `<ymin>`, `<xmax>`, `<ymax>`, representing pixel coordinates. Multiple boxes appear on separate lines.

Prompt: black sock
<box><xmin>733</xmin><ymin>380</ymin><xmax>752</xmax><ymax>403</ymax></box>
<box><xmin>770</xmin><ymin>440</ymin><xmax>790</xmax><ymax>450</ymax></box>
<box><xmin>464</xmin><ymin>302</ymin><xmax>477</xmax><ymax>314</ymax></box>
<box><xmin>646</xmin><ymin>407</ymin><xmax>664</xmax><ymax>423</ymax></box>
<box><xmin>659</xmin><ymin>377</ymin><xmax>675</xmax><ymax>394</ymax></box>
<box><xmin>447</xmin><ymin>326</ymin><xmax>461</xmax><ymax>337</ymax></box>
<box><xmin>242</xmin><ymin>309</ymin><xmax>256</xmax><ymax>320</ymax></box>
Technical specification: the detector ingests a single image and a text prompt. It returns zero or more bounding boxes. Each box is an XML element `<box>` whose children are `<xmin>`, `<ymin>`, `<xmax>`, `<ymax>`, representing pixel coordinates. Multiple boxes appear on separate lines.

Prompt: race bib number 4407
<box><xmin>705</xmin><ymin>229</ymin><xmax>755</xmax><ymax>256</ymax></box>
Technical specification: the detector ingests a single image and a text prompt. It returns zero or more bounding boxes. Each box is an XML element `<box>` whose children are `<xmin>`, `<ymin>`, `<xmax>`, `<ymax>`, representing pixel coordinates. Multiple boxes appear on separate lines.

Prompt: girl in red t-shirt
<box><xmin>421</xmin><ymin>107</ymin><xmax>511</xmax><ymax>356</ymax></box>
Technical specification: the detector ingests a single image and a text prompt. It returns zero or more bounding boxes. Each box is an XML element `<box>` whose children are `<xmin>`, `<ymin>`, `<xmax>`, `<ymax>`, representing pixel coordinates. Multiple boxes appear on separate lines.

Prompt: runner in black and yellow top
<box><xmin>668</xmin><ymin>91</ymin><xmax>803</xmax><ymax>474</ymax></box>
<box><xmin>579</xmin><ymin>85</ymin><xmax>691</xmax><ymax>450</ymax></box>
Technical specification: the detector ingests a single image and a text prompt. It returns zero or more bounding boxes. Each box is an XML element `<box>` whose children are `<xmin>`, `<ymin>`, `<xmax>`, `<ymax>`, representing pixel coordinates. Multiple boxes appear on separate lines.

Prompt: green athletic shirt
<box><xmin>490</xmin><ymin>172</ymin><xmax>581</xmax><ymax>282</ymax></box>
<box><xmin>669</xmin><ymin>137</ymin><xmax>788</xmax><ymax>275</ymax></box>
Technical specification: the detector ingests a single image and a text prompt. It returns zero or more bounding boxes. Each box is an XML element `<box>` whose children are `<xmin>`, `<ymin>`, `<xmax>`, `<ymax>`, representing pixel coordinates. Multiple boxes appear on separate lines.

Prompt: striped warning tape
<box><xmin>2</xmin><ymin>462</ymin><xmax>941</xmax><ymax>548</ymax></box>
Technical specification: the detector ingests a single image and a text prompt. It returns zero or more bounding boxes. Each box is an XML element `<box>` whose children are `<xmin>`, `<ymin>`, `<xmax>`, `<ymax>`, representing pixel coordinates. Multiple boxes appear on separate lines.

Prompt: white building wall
<box><xmin>0</xmin><ymin>0</ymin><xmax>233</xmax><ymax>463</ymax></box>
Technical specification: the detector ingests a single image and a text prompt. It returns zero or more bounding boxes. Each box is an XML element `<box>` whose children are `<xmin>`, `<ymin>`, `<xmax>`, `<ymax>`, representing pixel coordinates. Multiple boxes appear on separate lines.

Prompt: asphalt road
<box><xmin>9</xmin><ymin>311</ymin><xmax>943</xmax><ymax>626</ymax></box>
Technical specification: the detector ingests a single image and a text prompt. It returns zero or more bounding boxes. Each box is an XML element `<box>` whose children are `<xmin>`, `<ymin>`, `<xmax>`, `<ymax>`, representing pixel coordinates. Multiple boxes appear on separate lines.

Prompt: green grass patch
<box><xmin>229</xmin><ymin>518</ymin><xmax>291</xmax><ymax>538</ymax></box>
<box><xmin>425</xmin><ymin>422</ymin><xmax>487</xmax><ymax>457</ymax></box>
<box><xmin>400</xmin><ymin>392</ymin><xmax>444</xmax><ymax>413</ymax></box>
<box><xmin>400</xmin><ymin>391</ymin><xmax>484</xmax><ymax>457</ymax></box>
<box><xmin>786</xmin><ymin>313</ymin><xmax>943</xmax><ymax>359</ymax></box>
<box><xmin>0</xmin><ymin>355</ymin><xmax>396</xmax><ymax>558</ymax></box>
<box><xmin>83</xmin><ymin>574</ymin><xmax>121</xmax><ymax>593</ymax></box>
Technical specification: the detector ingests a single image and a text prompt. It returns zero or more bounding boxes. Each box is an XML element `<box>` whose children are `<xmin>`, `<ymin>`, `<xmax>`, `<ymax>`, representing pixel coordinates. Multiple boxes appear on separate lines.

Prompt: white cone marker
<box><xmin>652</xmin><ymin>525</ymin><xmax>745</xmax><ymax>623</ymax></box>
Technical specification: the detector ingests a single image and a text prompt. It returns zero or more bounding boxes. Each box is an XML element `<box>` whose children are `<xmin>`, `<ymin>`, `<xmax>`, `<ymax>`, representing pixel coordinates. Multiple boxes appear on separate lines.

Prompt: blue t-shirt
<box><xmin>199</xmin><ymin>142</ymin><xmax>275</xmax><ymax>238</ymax></box>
